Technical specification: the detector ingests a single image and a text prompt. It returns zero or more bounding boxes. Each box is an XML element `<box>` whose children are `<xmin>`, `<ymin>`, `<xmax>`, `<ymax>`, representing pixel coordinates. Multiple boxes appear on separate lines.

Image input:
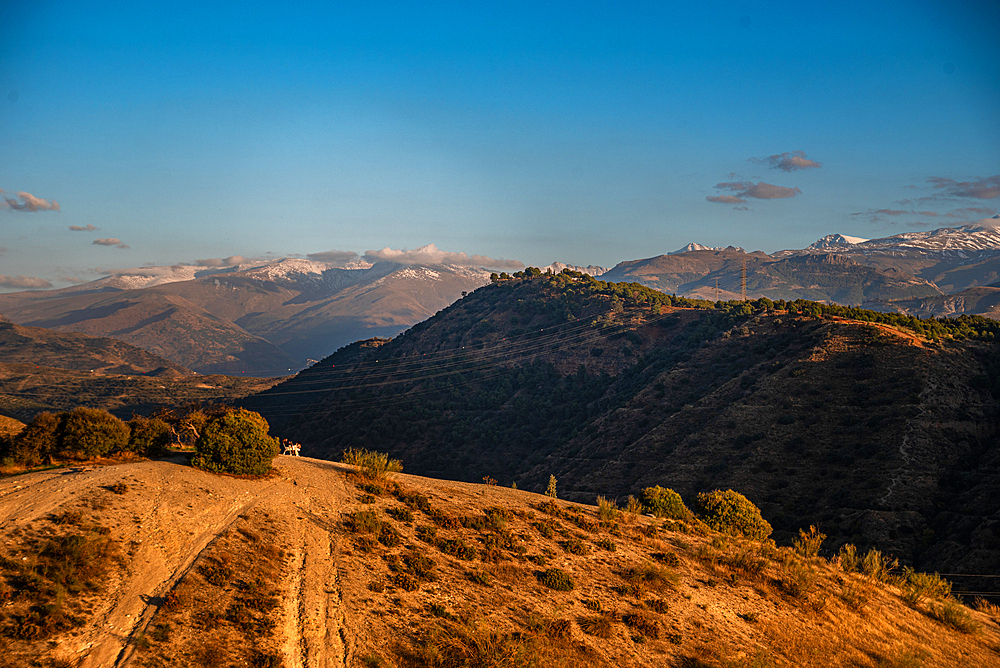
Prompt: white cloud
<box><xmin>0</xmin><ymin>274</ymin><xmax>52</xmax><ymax>289</ymax></box>
<box><xmin>93</xmin><ymin>238</ymin><xmax>130</xmax><ymax>249</ymax></box>
<box><xmin>363</xmin><ymin>244</ymin><xmax>524</xmax><ymax>270</ymax></box>
<box><xmin>750</xmin><ymin>151</ymin><xmax>822</xmax><ymax>172</ymax></box>
<box><xmin>0</xmin><ymin>189</ymin><xmax>60</xmax><ymax>212</ymax></box>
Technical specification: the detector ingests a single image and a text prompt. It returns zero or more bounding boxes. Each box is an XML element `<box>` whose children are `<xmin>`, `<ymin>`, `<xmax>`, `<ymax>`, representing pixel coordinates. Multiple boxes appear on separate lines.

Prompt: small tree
<box><xmin>59</xmin><ymin>407</ymin><xmax>130</xmax><ymax>458</ymax></box>
<box><xmin>8</xmin><ymin>412</ymin><xmax>61</xmax><ymax>466</ymax></box>
<box><xmin>546</xmin><ymin>475</ymin><xmax>558</xmax><ymax>499</ymax></box>
<box><xmin>192</xmin><ymin>409</ymin><xmax>279</xmax><ymax>475</ymax></box>
<box><xmin>640</xmin><ymin>486</ymin><xmax>692</xmax><ymax>520</ymax></box>
<box><xmin>126</xmin><ymin>416</ymin><xmax>172</xmax><ymax>456</ymax></box>
<box><xmin>695</xmin><ymin>489</ymin><xmax>772</xmax><ymax>540</ymax></box>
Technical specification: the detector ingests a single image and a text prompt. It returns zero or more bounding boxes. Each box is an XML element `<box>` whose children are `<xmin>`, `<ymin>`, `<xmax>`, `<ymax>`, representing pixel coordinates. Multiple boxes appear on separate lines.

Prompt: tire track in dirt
<box><xmin>107</xmin><ymin>489</ymin><xmax>275</xmax><ymax>668</ymax></box>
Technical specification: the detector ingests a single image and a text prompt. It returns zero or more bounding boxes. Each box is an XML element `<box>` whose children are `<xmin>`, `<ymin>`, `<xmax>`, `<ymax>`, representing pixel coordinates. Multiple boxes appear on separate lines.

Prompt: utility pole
<box><xmin>740</xmin><ymin>260</ymin><xmax>747</xmax><ymax>302</ymax></box>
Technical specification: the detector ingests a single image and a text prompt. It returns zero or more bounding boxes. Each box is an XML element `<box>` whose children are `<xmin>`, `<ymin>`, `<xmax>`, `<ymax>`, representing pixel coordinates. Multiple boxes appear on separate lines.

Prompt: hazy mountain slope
<box><xmin>0</xmin><ymin>318</ymin><xmax>189</xmax><ymax>375</ymax></box>
<box><xmin>1</xmin><ymin>458</ymin><xmax>996</xmax><ymax>668</ymax></box>
<box><xmin>603</xmin><ymin>252</ymin><xmax>942</xmax><ymax>303</ymax></box>
<box><xmin>0</xmin><ymin>288</ymin><xmax>297</xmax><ymax>376</ymax></box>
<box><xmin>871</xmin><ymin>286</ymin><xmax>1000</xmax><ymax>319</ymax></box>
<box><xmin>600</xmin><ymin>249</ymin><xmax>766</xmax><ymax>293</ymax></box>
<box><xmin>247</xmin><ymin>275</ymin><xmax>1000</xmax><ymax>586</ymax></box>
<box><xmin>0</xmin><ymin>262</ymin><xmax>490</xmax><ymax>373</ymax></box>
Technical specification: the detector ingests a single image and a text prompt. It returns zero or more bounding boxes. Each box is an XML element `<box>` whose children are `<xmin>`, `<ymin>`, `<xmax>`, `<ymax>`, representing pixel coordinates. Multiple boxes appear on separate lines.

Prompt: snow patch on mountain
<box><xmin>807</xmin><ymin>234</ymin><xmax>870</xmax><ymax>250</ymax></box>
<box><xmin>540</xmin><ymin>262</ymin><xmax>608</xmax><ymax>277</ymax></box>
<box><xmin>669</xmin><ymin>243</ymin><xmax>746</xmax><ymax>254</ymax></box>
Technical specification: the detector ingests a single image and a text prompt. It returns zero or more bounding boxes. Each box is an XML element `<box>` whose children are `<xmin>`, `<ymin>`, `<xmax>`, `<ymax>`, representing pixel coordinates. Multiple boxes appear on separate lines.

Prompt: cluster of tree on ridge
<box><xmin>488</xmin><ymin>267</ymin><xmax>1000</xmax><ymax>342</ymax></box>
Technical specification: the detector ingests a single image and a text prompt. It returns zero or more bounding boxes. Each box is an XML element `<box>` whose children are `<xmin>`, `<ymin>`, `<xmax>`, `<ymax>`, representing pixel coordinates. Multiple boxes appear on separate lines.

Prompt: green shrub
<box><xmin>60</xmin><ymin>407</ymin><xmax>130</xmax><ymax>458</ymax></box>
<box><xmin>8</xmin><ymin>412</ymin><xmax>60</xmax><ymax>466</ymax></box>
<box><xmin>640</xmin><ymin>486</ymin><xmax>692</xmax><ymax>520</ymax></box>
<box><xmin>538</xmin><ymin>568</ymin><xmax>575</xmax><ymax>591</ymax></box>
<box><xmin>126</xmin><ymin>416</ymin><xmax>172</xmax><ymax>455</ymax></box>
<box><xmin>695</xmin><ymin>489</ymin><xmax>772</xmax><ymax>540</ymax></box>
<box><xmin>191</xmin><ymin>409</ymin><xmax>279</xmax><ymax>475</ymax></box>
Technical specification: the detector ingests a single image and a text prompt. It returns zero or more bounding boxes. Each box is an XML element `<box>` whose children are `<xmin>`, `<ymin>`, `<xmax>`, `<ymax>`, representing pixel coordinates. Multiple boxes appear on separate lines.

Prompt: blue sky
<box><xmin>1</xmin><ymin>0</ymin><xmax>998</xmax><ymax>290</ymax></box>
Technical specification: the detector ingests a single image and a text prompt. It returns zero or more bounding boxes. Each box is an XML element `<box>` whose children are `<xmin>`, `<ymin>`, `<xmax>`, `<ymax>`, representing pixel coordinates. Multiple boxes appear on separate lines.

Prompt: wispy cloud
<box><xmin>926</xmin><ymin>175</ymin><xmax>1000</xmax><ymax>200</ymax></box>
<box><xmin>363</xmin><ymin>244</ymin><xmax>524</xmax><ymax>270</ymax></box>
<box><xmin>93</xmin><ymin>238</ymin><xmax>130</xmax><ymax>249</ymax></box>
<box><xmin>69</xmin><ymin>224</ymin><xmax>99</xmax><ymax>231</ymax></box>
<box><xmin>194</xmin><ymin>256</ymin><xmax>247</xmax><ymax>267</ymax></box>
<box><xmin>306</xmin><ymin>250</ymin><xmax>360</xmax><ymax>265</ymax></box>
<box><xmin>706</xmin><ymin>195</ymin><xmax>744</xmax><ymax>204</ymax></box>
<box><xmin>749</xmin><ymin>150</ymin><xmax>822</xmax><ymax>172</ymax></box>
<box><xmin>0</xmin><ymin>274</ymin><xmax>53</xmax><ymax>289</ymax></box>
<box><xmin>0</xmin><ymin>189</ymin><xmax>60</xmax><ymax>212</ymax></box>
<box><xmin>852</xmin><ymin>205</ymin><xmax>996</xmax><ymax>223</ymax></box>
<box><xmin>707</xmin><ymin>181</ymin><xmax>802</xmax><ymax>204</ymax></box>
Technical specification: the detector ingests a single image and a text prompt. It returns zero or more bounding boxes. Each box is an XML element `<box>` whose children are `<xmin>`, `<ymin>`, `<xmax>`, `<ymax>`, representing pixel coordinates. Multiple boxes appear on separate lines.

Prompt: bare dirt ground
<box><xmin>1</xmin><ymin>456</ymin><xmax>999</xmax><ymax>667</ymax></box>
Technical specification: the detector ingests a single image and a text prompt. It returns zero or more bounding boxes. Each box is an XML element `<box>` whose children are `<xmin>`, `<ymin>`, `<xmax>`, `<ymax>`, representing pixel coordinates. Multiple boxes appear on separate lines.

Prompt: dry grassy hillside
<box><xmin>0</xmin><ymin>457</ymin><xmax>997</xmax><ymax>667</ymax></box>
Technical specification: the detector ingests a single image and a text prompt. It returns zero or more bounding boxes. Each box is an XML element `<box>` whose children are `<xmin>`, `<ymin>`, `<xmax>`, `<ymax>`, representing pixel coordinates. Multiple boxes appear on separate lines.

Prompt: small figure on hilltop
<box><xmin>281</xmin><ymin>439</ymin><xmax>301</xmax><ymax>456</ymax></box>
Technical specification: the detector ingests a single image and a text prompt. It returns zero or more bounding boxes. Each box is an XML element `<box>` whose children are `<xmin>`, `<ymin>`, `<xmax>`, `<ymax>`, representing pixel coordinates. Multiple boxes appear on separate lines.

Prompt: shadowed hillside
<box><xmin>246</xmin><ymin>272</ymin><xmax>1000</xmax><ymax>593</ymax></box>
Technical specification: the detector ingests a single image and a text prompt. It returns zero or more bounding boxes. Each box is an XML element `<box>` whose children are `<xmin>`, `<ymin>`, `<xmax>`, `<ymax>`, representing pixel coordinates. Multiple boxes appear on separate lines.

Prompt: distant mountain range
<box><xmin>1</xmin><ymin>218</ymin><xmax>998</xmax><ymax>374</ymax></box>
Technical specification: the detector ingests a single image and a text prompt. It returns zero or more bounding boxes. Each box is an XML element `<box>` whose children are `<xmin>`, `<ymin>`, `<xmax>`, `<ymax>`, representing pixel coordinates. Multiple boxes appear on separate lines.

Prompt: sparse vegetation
<box><xmin>578</xmin><ymin>614</ymin><xmax>615</xmax><ymax>638</ymax></box>
<box><xmin>900</xmin><ymin>567</ymin><xmax>951</xmax><ymax>607</ymax></box>
<box><xmin>793</xmin><ymin>525</ymin><xmax>825</xmax><ymax>559</ymax></box>
<box><xmin>342</xmin><ymin>448</ymin><xmax>403</xmax><ymax>481</ymax></box>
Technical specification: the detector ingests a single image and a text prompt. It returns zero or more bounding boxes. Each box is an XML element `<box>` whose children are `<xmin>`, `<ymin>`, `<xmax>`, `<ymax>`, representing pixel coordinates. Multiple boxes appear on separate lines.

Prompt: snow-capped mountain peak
<box><xmin>669</xmin><ymin>243</ymin><xmax>745</xmax><ymax>254</ymax></box>
<box><xmin>807</xmin><ymin>234</ymin><xmax>870</xmax><ymax>250</ymax></box>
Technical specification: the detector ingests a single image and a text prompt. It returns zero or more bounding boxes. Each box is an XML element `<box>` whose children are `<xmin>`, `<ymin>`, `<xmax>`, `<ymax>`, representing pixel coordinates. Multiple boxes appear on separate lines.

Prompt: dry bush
<box><xmin>623</xmin><ymin>611</ymin><xmax>659</xmax><ymax>639</ymax></box>
<box><xmin>793</xmin><ymin>526</ymin><xmax>826</xmax><ymax>559</ymax></box>
<box><xmin>619</xmin><ymin>562</ymin><xmax>679</xmax><ymax>597</ymax></box>
<box><xmin>900</xmin><ymin>568</ymin><xmax>951</xmax><ymax>607</ymax></box>
<box><xmin>837</xmin><ymin>543</ymin><xmax>859</xmax><ymax>573</ymax></box>
<box><xmin>838</xmin><ymin>579</ymin><xmax>874</xmax><ymax>613</ymax></box>
<box><xmin>597</xmin><ymin>496</ymin><xmax>620</xmax><ymax>523</ymax></box>
<box><xmin>861</xmin><ymin>549</ymin><xmax>898</xmax><ymax>584</ymax></box>
<box><xmin>578</xmin><ymin>614</ymin><xmax>615</xmax><ymax>638</ymax></box>
<box><xmin>412</xmin><ymin>618</ymin><xmax>545</xmax><ymax>668</ymax></box>
<box><xmin>779</xmin><ymin>557</ymin><xmax>818</xmax><ymax>600</ymax></box>
<box><xmin>342</xmin><ymin>448</ymin><xmax>403</xmax><ymax>481</ymax></box>
<box><xmin>645</xmin><ymin>598</ymin><xmax>669</xmax><ymax>613</ymax></box>
<box><xmin>928</xmin><ymin>600</ymin><xmax>977</xmax><ymax>634</ymax></box>
<box><xmin>561</xmin><ymin>537</ymin><xmax>588</xmax><ymax>555</ymax></box>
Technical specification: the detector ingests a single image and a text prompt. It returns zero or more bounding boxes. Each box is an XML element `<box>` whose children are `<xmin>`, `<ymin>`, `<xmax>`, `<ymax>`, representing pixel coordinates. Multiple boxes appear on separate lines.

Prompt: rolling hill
<box><xmin>1</xmin><ymin>456</ymin><xmax>996</xmax><ymax>668</ymax></box>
